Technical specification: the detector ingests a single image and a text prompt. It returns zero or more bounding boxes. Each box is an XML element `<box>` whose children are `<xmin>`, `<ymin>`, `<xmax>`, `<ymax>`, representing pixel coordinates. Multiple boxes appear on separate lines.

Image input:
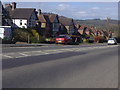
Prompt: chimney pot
<box><xmin>37</xmin><ymin>9</ymin><xmax>41</xmax><ymax>16</ymax></box>
<box><xmin>12</xmin><ymin>2</ymin><xmax>16</xmax><ymax>10</ymax></box>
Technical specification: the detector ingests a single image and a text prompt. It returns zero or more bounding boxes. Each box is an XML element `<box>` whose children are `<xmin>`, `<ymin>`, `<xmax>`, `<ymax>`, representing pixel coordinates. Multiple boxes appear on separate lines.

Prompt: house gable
<box><xmin>53</xmin><ymin>16</ymin><xmax>59</xmax><ymax>23</ymax></box>
<box><xmin>28</xmin><ymin>11</ymin><xmax>37</xmax><ymax>27</ymax></box>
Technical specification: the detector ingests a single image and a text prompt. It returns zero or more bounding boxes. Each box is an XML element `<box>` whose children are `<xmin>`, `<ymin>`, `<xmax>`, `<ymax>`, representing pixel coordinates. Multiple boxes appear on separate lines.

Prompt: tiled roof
<box><xmin>85</xmin><ymin>28</ymin><xmax>90</xmax><ymax>32</ymax></box>
<box><xmin>59</xmin><ymin>16</ymin><xmax>73</xmax><ymax>26</ymax></box>
<box><xmin>11</xmin><ymin>8</ymin><xmax>36</xmax><ymax>19</ymax></box>
<box><xmin>78</xmin><ymin>25</ymin><xmax>86</xmax><ymax>30</ymax></box>
<box><xmin>38</xmin><ymin>15</ymin><xmax>46</xmax><ymax>22</ymax></box>
<box><xmin>49</xmin><ymin>14</ymin><xmax>58</xmax><ymax>22</ymax></box>
<box><xmin>38</xmin><ymin>14</ymin><xmax>51</xmax><ymax>23</ymax></box>
<box><xmin>43</xmin><ymin>15</ymin><xmax>50</xmax><ymax>23</ymax></box>
<box><xmin>42</xmin><ymin>13</ymin><xmax>58</xmax><ymax>23</ymax></box>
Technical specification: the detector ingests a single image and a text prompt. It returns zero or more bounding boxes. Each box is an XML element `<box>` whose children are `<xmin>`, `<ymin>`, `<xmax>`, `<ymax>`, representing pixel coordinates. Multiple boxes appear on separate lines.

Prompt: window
<box><xmin>41</xmin><ymin>23</ymin><xmax>46</xmax><ymax>28</ymax></box>
<box><xmin>20</xmin><ymin>20</ymin><xmax>22</xmax><ymax>25</ymax></box>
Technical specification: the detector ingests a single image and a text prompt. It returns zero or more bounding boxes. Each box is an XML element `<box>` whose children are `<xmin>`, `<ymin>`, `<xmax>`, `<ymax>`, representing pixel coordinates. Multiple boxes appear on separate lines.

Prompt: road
<box><xmin>2</xmin><ymin>44</ymin><xmax>118</xmax><ymax>88</ymax></box>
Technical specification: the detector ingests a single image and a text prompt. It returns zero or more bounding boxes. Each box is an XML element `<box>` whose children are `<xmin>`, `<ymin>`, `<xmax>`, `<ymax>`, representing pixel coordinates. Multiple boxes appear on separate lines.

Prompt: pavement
<box><xmin>2</xmin><ymin>44</ymin><xmax>118</xmax><ymax>88</ymax></box>
<box><xmin>2</xmin><ymin>43</ymin><xmax>108</xmax><ymax>48</ymax></box>
<box><xmin>2</xmin><ymin>43</ymin><xmax>53</xmax><ymax>47</ymax></box>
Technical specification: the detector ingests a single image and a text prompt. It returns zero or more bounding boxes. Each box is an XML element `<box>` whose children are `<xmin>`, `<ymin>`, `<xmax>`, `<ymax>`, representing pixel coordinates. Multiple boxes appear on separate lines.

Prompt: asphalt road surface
<box><xmin>2</xmin><ymin>44</ymin><xmax>118</xmax><ymax>88</ymax></box>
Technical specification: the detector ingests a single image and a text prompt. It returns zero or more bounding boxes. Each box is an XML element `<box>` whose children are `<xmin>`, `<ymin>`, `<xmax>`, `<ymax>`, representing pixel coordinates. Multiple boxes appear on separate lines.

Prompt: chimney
<box><xmin>12</xmin><ymin>2</ymin><xmax>16</xmax><ymax>10</ymax></box>
<box><xmin>37</xmin><ymin>9</ymin><xmax>41</xmax><ymax>16</ymax></box>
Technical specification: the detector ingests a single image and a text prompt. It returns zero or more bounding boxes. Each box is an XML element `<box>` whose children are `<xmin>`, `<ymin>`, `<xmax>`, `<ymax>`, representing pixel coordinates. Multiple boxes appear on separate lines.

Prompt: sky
<box><xmin>2</xmin><ymin>2</ymin><xmax>118</xmax><ymax>20</ymax></box>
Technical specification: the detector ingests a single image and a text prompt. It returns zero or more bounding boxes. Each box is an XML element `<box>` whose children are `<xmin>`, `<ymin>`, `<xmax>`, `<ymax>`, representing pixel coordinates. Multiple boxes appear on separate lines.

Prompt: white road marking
<box><xmin>2</xmin><ymin>55</ymin><xmax>13</xmax><ymax>58</ymax></box>
<box><xmin>19</xmin><ymin>53</ymin><xmax>30</xmax><ymax>56</ymax></box>
<box><xmin>2</xmin><ymin>45</ymin><xmax>118</xmax><ymax>59</ymax></box>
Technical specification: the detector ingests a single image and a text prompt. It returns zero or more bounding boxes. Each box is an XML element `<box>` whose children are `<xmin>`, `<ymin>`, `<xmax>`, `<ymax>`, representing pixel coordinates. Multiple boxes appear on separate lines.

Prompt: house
<box><xmin>0</xmin><ymin>1</ymin><xmax>12</xmax><ymax>40</ymax></box>
<box><xmin>75</xmin><ymin>24</ymin><xmax>81</xmax><ymax>30</ymax></box>
<box><xmin>59</xmin><ymin>16</ymin><xmax>75</xmax><ymax>35</ymax></box>
<box><xmin>91</xmin><ymin>28</ymin><xmax>98</xmax><ymax>36</ymax></box>
<box><xmin>78</xmin><ymin>25</ymin><xmax>87</xmax><ymax>35</ymax></box>
<box><xmin>59</xmin><ymin>23</ymin><xmax>68</xmax><ymax>35</ymax></box>
<box><xmin>85</xmin><ymin>28</ymin><xmax>90</xmax><ymax>35</ymax></box>
<box><xmin>42</xmin><ymin>13</ymin><xmax>60</xmax><ymax>37</ymax></box>
<box><xmin>37</xmin><ymin>12</ymin><xmax>51</xmax><ymax>37</ymax></box>
<box><xmin>0</xmin><ymin>1</ymin><xmax>12</xmax><ymax>26</ymax></box>
<box><xmin>5</xmin><ymin>2</ymin><xmax>38</xmax><ymax>28</ymax></box>
<box><xmin>100</xmin><ymin>30</ymin><xmax>104</xmax><ymax>36</ymax></box>
<box><xmin>97</xmin><ymin>30</ymin><xmax>102</xmax><ymax>36</ymax></box>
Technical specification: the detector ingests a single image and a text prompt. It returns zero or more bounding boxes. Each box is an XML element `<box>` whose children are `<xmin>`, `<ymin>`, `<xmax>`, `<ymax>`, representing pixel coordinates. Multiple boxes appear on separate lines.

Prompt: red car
<box><xmin>55</xmin><ymin>35</ymin><xmax>72</xmax><ymax>44</ymax></box>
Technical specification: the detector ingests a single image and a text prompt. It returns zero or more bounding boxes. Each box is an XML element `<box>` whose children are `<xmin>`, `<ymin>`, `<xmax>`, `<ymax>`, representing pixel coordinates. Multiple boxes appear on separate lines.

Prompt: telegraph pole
<box><xmin>106</xmin><ymin>17</ymin><xmax>111</xmax><ymax>38</ymax></box>
<box><xmin>106</xmin><ymin>17</ymin><xmax>110</xmax><ymax>32</ymax></box>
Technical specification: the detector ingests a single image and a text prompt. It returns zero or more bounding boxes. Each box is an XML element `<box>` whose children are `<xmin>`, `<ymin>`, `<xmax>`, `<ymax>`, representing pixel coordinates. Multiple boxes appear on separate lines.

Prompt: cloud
<box><xmin>77</xmin><ymin>11</ymin><xmax>87</xmax><ymax>14</ymax></box>
<box><xmin>91</xmin><ymin>7</ymin><xmax>100</xmax><ymax>10</ymax></box>
<box><xmin>57</xmin><ymin>4</ymin><xmax>70</xmax><ymax>11</ymax></box>
<box><xmin>7</xmin><ymin>2</ymin><xmax>117</xmax><ymax>20</ymax></box>
<box><xmin>105</xmin><ymin>8</ymin><xmax>111</xmax><ymax>10</ymax></box>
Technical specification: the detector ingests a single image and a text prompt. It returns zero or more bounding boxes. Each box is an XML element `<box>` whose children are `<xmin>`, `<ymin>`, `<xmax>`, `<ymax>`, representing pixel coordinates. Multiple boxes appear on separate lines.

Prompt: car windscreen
<box><xmin>57</xmin><ymin>36</ymin><xmax>65</xmax><ymax>38</ymax></box>
<box><xmin>108</xmin><ymin>38</ymin><xmax>114</xmax><ymax>40</ymax></box>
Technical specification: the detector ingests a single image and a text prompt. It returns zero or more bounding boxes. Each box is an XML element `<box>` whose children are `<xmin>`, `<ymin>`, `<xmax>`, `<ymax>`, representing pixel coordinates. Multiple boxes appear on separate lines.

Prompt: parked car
<box><xmin>55</xmin><ymin>35</ymin><xmax>72</xmax><ymax>44</ymax></box>
<box><xmin>107</xmin><ymin>38</ymin><xmax>117</xmax><ymax>45</ymax></box>
<box><xmin>88</xmin><ymin>37</ymin><xmax>94</xmax><ymax>43</ymax></box>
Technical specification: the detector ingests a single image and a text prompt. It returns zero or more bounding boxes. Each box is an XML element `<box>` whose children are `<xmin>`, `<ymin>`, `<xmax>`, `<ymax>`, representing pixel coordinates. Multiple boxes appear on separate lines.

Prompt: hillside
<box><xmin>74</xmin><ymin>19</ymin><xmax>118</xmax><ymax>27</ymax></box>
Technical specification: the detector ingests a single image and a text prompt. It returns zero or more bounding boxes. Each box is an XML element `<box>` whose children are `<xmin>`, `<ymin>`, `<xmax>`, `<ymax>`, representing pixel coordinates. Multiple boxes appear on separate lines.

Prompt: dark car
<box><xmin>55</xmin><ymin>35</ymin><xmax>72</xmax><ymax>44</ymax></box>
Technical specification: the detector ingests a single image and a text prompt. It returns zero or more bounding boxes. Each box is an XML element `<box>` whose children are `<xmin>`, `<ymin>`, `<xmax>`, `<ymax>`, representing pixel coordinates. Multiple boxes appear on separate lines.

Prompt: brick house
<box><xmin>85</xmin><ymin>28</ymin><xmax>90</xmax><ymax>35</ymax></box>
<box><xmin>37</xmin><ymin>12</ymin><xmax>51</xmax><ymax>37</ymax></box>
<box><xmin>59</xmin><ymin>16</ymin><xmax>75</xmax><ymax>35</ymax></box>
<box><xmin>78</xmin><ymin>25</ymin><xmax>87</xmax><ymax>35</ymax></box>
<box><xmin>42</xmin><ymin>13</ymin><xmax>60</xmax><ymax>37</ymax></box>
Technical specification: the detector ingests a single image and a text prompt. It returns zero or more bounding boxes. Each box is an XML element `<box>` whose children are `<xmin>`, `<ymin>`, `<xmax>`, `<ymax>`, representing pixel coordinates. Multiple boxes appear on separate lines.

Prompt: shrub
<box><xmin>13</xmin><ymin>28</ymin><xmax>32</xmax><ymax>42</ymax></box>
<box><xmin>83</xmin><ymin>38</ymin><xmax>88</xmax><ymax>43</ymax></box>
<box><xmin>39</xmin><ymin>36</ymin><xmax>46</xmax><ymax>43</ymax></box>
<box><xmin>30</xmin><ymin>37</ymin><xmax>39</xmax><ymax>43</ymax></box>
<box><xmin>94</xmin><ymin>36</ymin><xmax>106</xmax><ymax>43</ymax></box>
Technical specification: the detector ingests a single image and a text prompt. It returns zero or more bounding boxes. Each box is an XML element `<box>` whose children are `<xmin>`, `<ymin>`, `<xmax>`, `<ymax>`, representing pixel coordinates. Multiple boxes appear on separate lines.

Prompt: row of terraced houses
<box><xmin>0</xmin><ymin>2</ymin><xmax>112</xmax><ymax>41</ymax></box>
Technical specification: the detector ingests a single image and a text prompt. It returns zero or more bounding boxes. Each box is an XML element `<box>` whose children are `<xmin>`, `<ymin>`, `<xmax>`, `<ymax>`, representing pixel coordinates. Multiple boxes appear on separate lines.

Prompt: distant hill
<box><xmin>74</xmin><ymin>19</ymin><xmax>118</xmax><ymax>27</ymax></box>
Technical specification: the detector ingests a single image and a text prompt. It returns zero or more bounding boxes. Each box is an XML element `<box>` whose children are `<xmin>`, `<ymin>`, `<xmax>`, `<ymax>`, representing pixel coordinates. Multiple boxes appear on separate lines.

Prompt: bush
<box><xmin>94</xmin><ymin>36</ymin><xmax>101</xmax><ymax>42</ymax></box>
<box><xmin>39</xmin><ymin>36</ymin><xmax>46</xmax><ymax>43</ymax></box>
<box><xmin>83</xmin><ymin>38</ymin><xmax>88</xmax><ymax>43</ymax></box>
<box><xmin>94</xmin><ymin>36</ymin><xmax>106</xmax><ymax>43</ymax></box>
<box><xmin>12</xmin><ymin>28</ymin><xmax>42</xmax><ymax>43</ymax></box>
<box><xmin>13</xmin><ymin>28</ymin><xmax>32</xmax><ymax>42</ymax></box>
<box><xmin>30</xmin><ymin>37</ymin><xmax>39</xmax><ymax>43</ymax></box>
